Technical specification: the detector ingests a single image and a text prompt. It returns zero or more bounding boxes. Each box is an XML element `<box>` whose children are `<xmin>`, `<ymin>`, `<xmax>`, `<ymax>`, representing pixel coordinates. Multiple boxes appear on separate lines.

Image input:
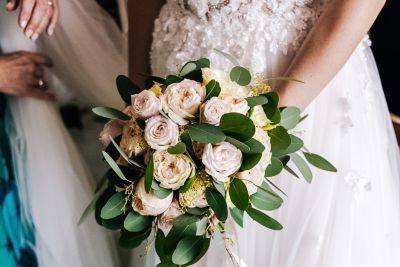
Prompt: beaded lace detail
<box><xmin>151</xmin><ymin>0</ymin><xmax>326</xmax><ymax>76</ymax></box>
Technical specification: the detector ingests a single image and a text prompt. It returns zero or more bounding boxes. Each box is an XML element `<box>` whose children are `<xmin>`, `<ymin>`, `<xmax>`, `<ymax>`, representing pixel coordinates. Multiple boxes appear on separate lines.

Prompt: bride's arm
<box><xmin>277</xmin><ymin>0</ymin><xmax>386</xmax><ymax>110</ymax></box>
<box><xmin>129</xmin><ymin>1</ymin><xmax>165</xmax><ymax>87</ymax></box>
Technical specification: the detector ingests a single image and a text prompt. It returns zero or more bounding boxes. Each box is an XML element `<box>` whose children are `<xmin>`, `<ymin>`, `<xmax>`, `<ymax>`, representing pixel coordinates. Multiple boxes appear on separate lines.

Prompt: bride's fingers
<box><xmin>6</xmin><ymin>0</ymin><xmax>19</xmax><ymax>11</ymax></box>
<box><xmin>24</xmin><ymin>1</ymin><xmax>52</xmax><ymax>40</ymax></box>
<box><xmin>19</xmin><ymin>0</ymin><xmax>35</xmax><ymax>29</ymax></box>
<box><xmin>47</xmin><ymin>0</ymin><xmax>59</xmax><ymax>35</ymax></box>
<box><xmin>34</xmin><ymin>6</ymin><xmax>52</xmax><ymax>39</ymax></box>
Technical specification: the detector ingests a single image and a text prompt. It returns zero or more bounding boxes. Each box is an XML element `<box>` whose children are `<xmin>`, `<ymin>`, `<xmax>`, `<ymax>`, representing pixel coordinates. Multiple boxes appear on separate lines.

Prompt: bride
<box><xmin>131</xmin><ymin>0</ymin><xmax>400</xmax><ymax>266</ymax></box>
<box><xmin>0</xmin><ymin>0</ymin><xmax>127</xmax><ymax>266</ymax></box>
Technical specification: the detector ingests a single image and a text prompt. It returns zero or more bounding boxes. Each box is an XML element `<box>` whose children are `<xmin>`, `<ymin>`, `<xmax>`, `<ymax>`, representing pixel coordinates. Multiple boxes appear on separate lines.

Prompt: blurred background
<box><xmin>60</xmin><ymin>0</ymin><xmax>400</xmax><ymax>147</ymax></box>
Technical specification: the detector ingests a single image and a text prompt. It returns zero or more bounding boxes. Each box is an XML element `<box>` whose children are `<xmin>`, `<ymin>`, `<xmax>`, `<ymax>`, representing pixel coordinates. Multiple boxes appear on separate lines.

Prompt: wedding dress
<box><xmin>133</xmin><ymin>0</ymin><xmax>400</xmax><ymax>266</ymax></box>
<box><xmin>0</xmin><ymin>0</ymin><xmax>127</xmax><ymax>266</ymax></box>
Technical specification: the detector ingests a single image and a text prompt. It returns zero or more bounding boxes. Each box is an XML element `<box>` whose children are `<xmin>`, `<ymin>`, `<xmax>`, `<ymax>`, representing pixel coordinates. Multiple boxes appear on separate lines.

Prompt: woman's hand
<box><xmin>0</xmin><ymin>51</ymin><xmax>55</xmax><ymax>101</ymax></box>
<box><xmin>6</xmin><ymin>0</ymin><xmax>60</xmax><ymax>39</ymax></box>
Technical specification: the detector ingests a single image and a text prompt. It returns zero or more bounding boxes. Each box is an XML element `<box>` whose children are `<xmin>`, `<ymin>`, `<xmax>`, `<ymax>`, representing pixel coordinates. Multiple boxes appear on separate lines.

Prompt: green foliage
<box><xmin>230</xmin><ymin>66</ymin><xmax>252</xmax><ymax>86</ymax></box>
<box><xmin>204</xmin><ymin>80</ymin><xmax>221</xmax><ymax>101</ymax></box>
<box><xmin>246</xmin><ymin>96</ymin><xmax>269</xmax><ymax>107</ymax></box>
<box><xmin>267</xmin><ymin>126</ymin><xmax>291</xmax><ymax>155</ymax></box>
<box><xmin>230</xmin><ymin>208</ymin><xmax>244</xmax><ymax>227</ymax></box>
<box><xmin>265</xmin><ymin>157</ymin><xmax>284</xmax><ymax>177</ymax></box>
<box><xmin>303</xmin><ymin>152</ymin><xmax>337</xmax><ymax>172</ymax></box>
<box><xmin>151</xmin><ymin>180</ymin><xmax>173</xmax><ymax>199</ymax></box>
<box><xmin>119</xmin><ymin>228</ymin><xmax>152</xmax><ymax>249</ymax></box>
<box><xmin>102</xmin><ymin>151</ymin><xmax>130</xmax><ymax>182</ymax></box>
<box><xmin>116</xmin><ymin>75</ymin><xmax>141</xmax><ymax>104</ymax></box>
<box><xmin>280</xmin><ymin>107</ymin><xmax>301</xmax><ymax>130</ymax></box>
<box><xmin>172</xmin><ymin>236</ymin><xmax>205</xmax><ymax>265</ymax></box>
<box><xmin>246</xmin><ymin>206</ymin><xmax>283</xmax><ymax>230</ymax></box>
<box><xmin>272</xmin><ymin>134</ymin><xmax>304</xmax><ymax>157</ymax></box>
<box><xmin>229</xmin><ymin>179</ymin><xmax>249</xmax><ymax>210</ymax></box>
<box><xmin>92</xmin><ymin>107</ymin><xmax>131</xmax><ymax>121</ymax></box>
<box><xmin>220</xmin><ymin>113</ymin><xmax>255</xmax><ymax>142</ymax></box>
<box><xmin>168</xmin><ymin>142</ymin><xmax>187</xmax><ymax>154</ymax></box>
<box><xmin>100</xmin><ymin>192</ymin><xmax>125</xmax><ymax>220</ymax></box>
<box><xmin>290</xmin><ymin>153</ymin><xmax>313</xmax><ymax>183</ymax></box>
<box><xmin>250</xmin><ymin>185</ymin><xmax>283</xmax><ymax>211</ymax></box>
<box><xmin>206</xmin><ymin>188</ymin><xmax>228</xmax><ymax>222</ymax></box>
<box><xmin>188</xmin><ymin>124</ymin><xmax>226</xmax><ymax>144</ymax></box>
<box><xmin>145</xmin><ymin>157</ymin><xmax>154</xmax><ymax>193</ymax></box>
<box><xmin>240</xmin><ymin>153</ymin><xmax>262</xmax><ymax>171</ymax></box>
<box><xmin>124</xmin><ymin>211</ymin><xmax>153</xmax><ymax>232</ymax></box>
<box><xmin>262</xmin><ymin>92</ymin><xmax>281</xmax><ymax>123</ymax></box>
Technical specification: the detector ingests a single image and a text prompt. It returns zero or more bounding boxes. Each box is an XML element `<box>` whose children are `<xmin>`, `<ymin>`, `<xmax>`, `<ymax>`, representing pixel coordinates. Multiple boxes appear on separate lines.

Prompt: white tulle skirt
<box><xmin>133</xmin><ymin>38</ymin><xmax>400</xmax><ymax>267</ymax></box>
<box><xmin>0</xmin><ymin>0</ymin><xmax>127</xmax><ymax>266</ymax></box>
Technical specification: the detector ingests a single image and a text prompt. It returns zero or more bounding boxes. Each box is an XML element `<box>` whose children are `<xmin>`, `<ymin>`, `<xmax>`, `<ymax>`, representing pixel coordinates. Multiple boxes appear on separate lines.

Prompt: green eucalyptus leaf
<box><xmin>264</xmin><ymin>76</ymin><xmax>304</xmax><ymax>83</ymax></box>
<box><xmin>145</xmin><ymin>157</ymin><xmax>154</xmax><ymax>193</ymax></box>
<box><xmin>168</xmin><ymin>142</ymin><xmax>187</xmax><ymax>154</ymax></box>
<box><xmin>284</xmin><ymin>166</ymin><xmax>300</xmax><ymax>178</ymax></box>
<box><xmin>290</xmin><ymin>153</ymin><xmax>313</xmax><ymax>183</ymax></box>
<box><xmin>152</xmin><ymin>181</ymin><xmax>173</xmax><ymax>199</ymax></box>
<box><xmin>109</xmin><ymin>136</ymin><xmax>145</xmax><ymax>169</ymax></box>
<box><xmin>119</xmin><ymin>228</ymin><xmax>151</xmax><ymax>249</ymax></box>
<box><xmin>303</xmin><ymin>152</ymin><xmax>338</xmax><ymax>172</ymax></box>
<box><xmin>180</xmin><ymin>62</ymin><xmax>197</xmax><ymax>77</ymax></box>
<box><xmin>116</xmin><ymin>75</ymin><xmax>141</xmax><ymax>104</ymax></box>
<box><xmin>188</xmin><ymin>124</ymin><xmax>226</xmax><ymax>144</ymax></box>
<box><xmin>264</xmin><ymin>178</ymin><xmax>287</xmax><ymax>197</ymax></box>
<box><xmin>240</xmin><ymin>153</ymin><xmax>262</xmax><ymax>171</ymax></box>
<box><xmin>246</xmin><ymin>206</ymin><xmax>283</xmax><ymax>230</ymax></box>
<box><xmin>93</xmin><ymin>107</ymin><xmax>131</xmax><ymax>121</ymax></box>
<box><xmin>279</xmin><ymin>155</ymin><xmax>290</xmax><ymax>167</ymax></box>
<box><xmin>230</xmin><ymin>66</ymin><xmax>252</xmax><ymax>86</ymax></box>
<box><xmin>95</xmin><ymin>187</ymin><xmax>115</xmax><ymax>225</ymax></box>
<box><xmin>155</xmin><ymin>229</ymin><xmax>167</xmax><ymax>262</ymax></box>
<box><xmin>280</xmin><ymin>107</ymin><xmax>301</xmax><ymax>130</ymax></box>
<box><xmin>101</xmin><ymin>214</ymin><xmax>125</xmax><ymax>230</ymax></box>
<box><xmin>213</xmin><ymin>181</ymin><xmax>226</xmax><ymax>195</ymax></box>
<box><xmin>229</xmin><ymin>179</ymin><xmax>249</xmax><ymax>210</ymax></box>
<box><xmin>182</xmin><ymin>238</ymin><xmax>210</xmax><ymax>266</ymax></box>
<box><xmin>206</xmin><ymin>188</ymin><xmax>228</xmax><ymax>222</ymax></box>
<box><xmin>195</xmin><ymin>217</ymin><xmax>208</xmax><ymax>236</ymax></box>
<box><xmin>165</xmin><ymin>215</ymin><xmax>200</xmax><ymax>254</ymax></box>
<box><xmin>220</xmin><ymin>113</ymin><xmax>255</xmax><ymax>142</ymax></box>
<box><xmin>230</xmin><ymin>208</ymin><xmax>244</xmax><ymax>227</ymax></box>
<box><xmin>186</xmin><ymin>207</ymin><xmax>209</xmax><ymax>216</ymax></box>
<box><xmin>102</xmin><ymin>151</ymin><xmax>130</xmax><ymax>182</ymax></box>
<box><xmin>267</xmin><ymin>126</ymin><xmax>291</xmax><ymax>155</ymax></box>
<box><xmin>262</xmin><ymin>92</ymin><xmax>281</xmax><ymax>123</ymax></box>
<box><xmin>265</xmin><ymin>157</ymin><xmax>284</xmax><ymax>177</ymax></box>
<box><xmin>214</xmin><ymin>49</ymin><xmax>240</xmax><ymax>66</ymax></box>
<box><xmin>205</xmin><ymin>80</ymin><xmax>221</xmax><ymax>101</ymax></box>
<box><xmin>273</xmin><ymin>134</ymin><xmax>304</xmax><ymax>157</ymax></box>
<box><xmin>250</xmin><ymin>186</ymin><xmax>283</xmax><ymax>211</ymax></box>
<box><xmin>166</xmin><ymin>75</ymin><xmax>183</xmax><ymax>86</ymax></box>
<box><xmin>100</xmin><ymin>192</ymin><xmax>125</xmax><ymax>220</ymax></box>
<box><xmin>244</xmin><ymin>138</ymin><xmax>265</xmax><ymax>154</ymax></box>
<box><xmin>172</xmin><ymin>236</ymin><xmax>204</xmax><ymax>265</ymax></box>
<box><xmin>246</xmin><ymin>96</ymin><xmax>269</xmax><ymax>107</ymax></box>
<box><xmin>124</xmin><ymin>211</ymin><xmax>153</xmax><ymax>232</ymax></box>
<box><xmin>225</xmin><ymin>136</ymin><xmax>250</xmax><ymax>153</ymax></box>
<box><xmin>195</xmin><ymin>58</ymin><xmax>210</xmax><ymax>68</ymax></box>
<box><xmin>105</xmin><ymin>134</ymin><xmax>122</xmax><ymax>161</ymax></box>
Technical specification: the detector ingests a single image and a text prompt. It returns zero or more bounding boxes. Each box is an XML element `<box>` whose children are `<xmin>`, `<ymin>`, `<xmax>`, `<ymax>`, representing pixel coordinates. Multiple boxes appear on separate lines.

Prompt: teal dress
<box><xmin>0</xmin><ymin>94</ymin><xmax>37</xmax><ymax>266</ymax></box>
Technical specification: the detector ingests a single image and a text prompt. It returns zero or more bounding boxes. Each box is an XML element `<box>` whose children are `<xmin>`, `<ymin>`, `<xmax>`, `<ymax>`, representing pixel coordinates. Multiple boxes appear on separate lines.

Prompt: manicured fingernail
<box><xmin>20</xmin><ymin>20</ymin><xmax>27</xmax><ymax>28</ymax></box>
<box><xmin>32</xmin><ymin>33</ymin><xmax>39</xmax><ymax>41</ymax></box>
<box><xmin>6</xmin><ymin>2</ymin><xmax>13</xmax><ymax>9</ymax></box>
<box><xmin>47</xmin><ymin>27</ymin><xmax>54</xmax><ymax>36</ymax></box>
<box><xmin>25</xmin><ymin>29</ymin><xmax>33</xmax><ymax>38</ymax></box>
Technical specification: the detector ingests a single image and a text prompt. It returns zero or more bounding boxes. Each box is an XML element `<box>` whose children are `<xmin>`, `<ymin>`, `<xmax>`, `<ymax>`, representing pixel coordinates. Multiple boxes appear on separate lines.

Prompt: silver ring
<box><xmin>38</xmin><ymin>79</ymin><xmax>44</xmax><ymax>87</ymax></box>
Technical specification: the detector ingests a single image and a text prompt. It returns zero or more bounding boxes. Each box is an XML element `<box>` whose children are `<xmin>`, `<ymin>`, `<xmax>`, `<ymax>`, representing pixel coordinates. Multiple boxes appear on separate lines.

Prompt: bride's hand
<box><xmin>6</xmin><ymin>0</ymin><xmax>60</xmax><ymax>39</ymax></box>
<box><xmin>0</xmin><ymin>51</ymin><xmax>55</xmax><ymax>101</ymax></box>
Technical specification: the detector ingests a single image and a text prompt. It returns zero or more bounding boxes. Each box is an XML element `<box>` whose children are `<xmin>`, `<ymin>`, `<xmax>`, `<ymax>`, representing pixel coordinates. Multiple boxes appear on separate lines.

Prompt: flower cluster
<box><xmin>88</xmin><ymin>55</ymin><xmax>336</xmax><ymax>266</ymax></box>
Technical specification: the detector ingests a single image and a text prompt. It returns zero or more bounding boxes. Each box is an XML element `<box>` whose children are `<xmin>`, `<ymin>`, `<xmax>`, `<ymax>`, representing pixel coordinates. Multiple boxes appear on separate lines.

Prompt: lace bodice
<box><xmin>151</xmin><ymin>0</ymin><xmax>326</xmax><ymax>76</ymax></box>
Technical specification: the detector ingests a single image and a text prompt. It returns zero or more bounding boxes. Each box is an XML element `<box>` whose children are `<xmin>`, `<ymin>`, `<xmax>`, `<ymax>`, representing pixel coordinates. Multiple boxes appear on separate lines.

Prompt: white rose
<box><xmin>236</xmin><ymin>165</ymin><xmax>264</xmax><ymax>195</ymax></box>
<box><xmin>158</xmin><ymin>199</ymin><xmax>184</xmax><ymax>232</ymax></box>
<box><xmin>120</xmin><ymin>119</ymin><xmax>148</xmax><ymax>157</ymax></box>
<box><xmin>250</xmin><ymin>106</ymin><xmax>269</xmax><ymax>127</ymax></box>
<box><xmin>179</xmin><ymin>175</ymin><xmax>209</xmax><ymax>208</ymax></box>
<box><xmin>131</xmin><ymin>90</ymin><xmax>161</xmax><ymax>120</ymax></box>
<box><xmin>202</xmin><ymin>68</ymin><xmax>251</xmax><ymax>98</ymax></box>
<box><xmin>253</xmin><ymin>127</ymin><xmax>272</xmax><ymax>169</ymax></box>
<box><xmin>153</xmin><ymin>150</ymin><xmax>194</xmax><ymax>190</ymax></box>
<box><xmin>132</xmin><ymin>177</ymin><xmax>173</xmax><ymax>216</ymax></box>
<box><xmin>144</xmin><ymin>115</ymin><xmax>179</xmax><ymax>150</ymax></box>
<box><xmin>161</xmin><ymin>79</ymin><xmax>205</xmax><ymax>125</ymax></box>
<box><xmin>202</xmin><ymin>142</ymin><xmax>242</xmax><ymax>182</ymax></box>
<box><xmin>201</xmin><ymin>97</ymin><xmax>228</xmax><ymax>125</ymax></box>
<box><xmin>221</xmin><ymin>96</ymin><xmax>250</xmax><ymax>115</ymax></box>
<box><xmin>99</xmin><ymin>120</ymin><xmax>124</xmax><ymax>146</ymax></box>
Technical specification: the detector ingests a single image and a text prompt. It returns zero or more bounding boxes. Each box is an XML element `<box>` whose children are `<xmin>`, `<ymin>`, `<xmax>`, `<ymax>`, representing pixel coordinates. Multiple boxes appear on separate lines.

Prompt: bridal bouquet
<box><xmin>81</xmin><ymin>51</ymin><xmax>336</xmax><ymax>266</ymax></box>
